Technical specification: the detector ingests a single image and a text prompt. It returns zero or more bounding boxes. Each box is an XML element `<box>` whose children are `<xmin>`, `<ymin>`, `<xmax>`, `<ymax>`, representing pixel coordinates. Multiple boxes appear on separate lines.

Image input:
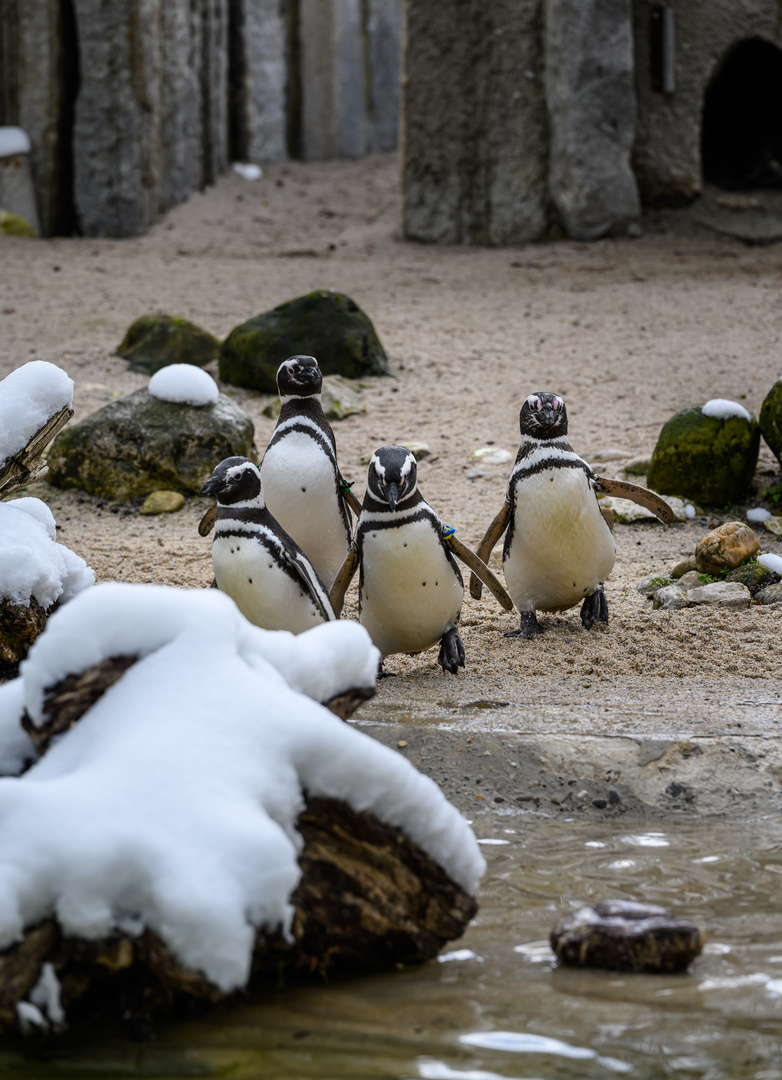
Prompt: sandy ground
<box><xmin>2</xmin><ymin>152</ymin><xmax>782</xmax><ymax>813</ymax></box>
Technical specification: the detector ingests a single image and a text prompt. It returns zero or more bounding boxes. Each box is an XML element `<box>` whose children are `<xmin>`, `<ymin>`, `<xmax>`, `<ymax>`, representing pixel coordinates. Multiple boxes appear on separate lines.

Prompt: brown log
<box><xmin>0</xmin><ymin>404</ymin><xmax>74</xmax><ymax>499</ymax></box>
<box><xmin>0</xmin><ymin>597</ymin><xmax>49</xmax><ymax>680</ymax></box>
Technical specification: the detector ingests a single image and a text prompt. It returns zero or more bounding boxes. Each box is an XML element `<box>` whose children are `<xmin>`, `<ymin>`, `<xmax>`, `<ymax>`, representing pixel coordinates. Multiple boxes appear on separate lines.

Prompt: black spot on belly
<box><xmin>422</xmin><ymin>582</ymin><xmax>426</xmax><ymax>587</ymax></box>
<box><xmin>301</xmin><ymin>486</ymin><xmax>306</xmax><ymax>492</ymax></box>
<box><xmin>268</xmin><ymin>563</ymin><xmax>273</xmax><ymax>568</ymax></box>
<box><xmin>404</xmin><ymin>542</ymin><xmax>407</xmax><ymax>547</ymax></box>
<box><xmin>435</xmin><ymin>581</ymin><xmax>438</xmax><ymax>586</ymax></box>
<box><xmin>573</xmin><ymin>582</ymin><xmax>576</xmax><ymax>588</ymax></box>
<box><xmin>248</xmin><ymin>577</ymin><xmax>253</xmax><ymax>583</ymax></box>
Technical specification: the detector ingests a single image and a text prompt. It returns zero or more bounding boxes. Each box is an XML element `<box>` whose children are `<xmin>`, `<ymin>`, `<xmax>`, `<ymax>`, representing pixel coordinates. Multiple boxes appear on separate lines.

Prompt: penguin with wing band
<box><xmin>331</xmin><ymin>445</ymin><xmax>512</xmax><ymax>674</ymax></box>
<box><xmin>201</xmin><ymin>456</ymin><xmax>336</xmax><ymax>634</ymax></box>
<box><xmin>470</xmin><ymin>392</ymin><xmax>673</xmax><ymax>639</ymax></box>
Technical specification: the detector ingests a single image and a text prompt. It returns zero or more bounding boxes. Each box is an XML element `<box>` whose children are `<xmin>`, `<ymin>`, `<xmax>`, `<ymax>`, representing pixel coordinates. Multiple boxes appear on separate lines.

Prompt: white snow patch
<box><xmin>232</xmin><ymin>162</ymin><xmax>263</xmax><ymax>181</ymax></box>
<box><xmin>29</xmin><ymin>962</ymin><xmax>65</xmax><ymax>1025</ymax></box>
<box><xmin>16</xmin><ymin>1001</ymin><xmax>47</xmax><ymax>1032</ymax></box>
<box><xmin>684</xmin><ymin>504</ymin><xmax>696</xmax><ymax>520</ymax></box>
<box><xmin>9</xmin><ymin>497</ymin><xmax>57</xmax><ymax>540</ymax></box>
<box><xmin>758</xmin><ymin>552</ymin><xmax>782</xmax><ymax>575</ymax></box>
<box><xmin>148</xmin><ymin>365</ymin><xmax>219</xmax><ymax>407</ymax></box>
<box><xmin>0</xmin><ymin>127</ymin><xmax>31</xmax><ymax>157</ymax></box>
<box><xmin>747</xmin><ymin>508</ymin><xmax>772</xmax><ymax>523</ymax></box>
<box><xmin>0</xmin><ymin>584</ymin><xmax>484</xmax><ymax>992</ymax></box>
<box><xmin>0</xmin><ymin>502</ymin><xmax>94</xmax><ymax>608</ymax></box>
<box><xmin>701</xmin><ymin>399</ymin><xmax>752</xmax><ymax>423</ymax></box>
<box><xmin>0</xmin><ymin>680</ymin><xmax>36</xmax><ymax>777</ymax></box>
<box><xmin>0</xmin><ymin>362</ymin><xmax>73</xmax><ymax>468</ymax></box>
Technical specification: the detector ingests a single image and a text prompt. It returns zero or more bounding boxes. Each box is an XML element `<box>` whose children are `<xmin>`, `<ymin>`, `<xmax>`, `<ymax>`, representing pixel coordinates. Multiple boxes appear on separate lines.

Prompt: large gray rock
<box><xmin>686</xmin><ymin>582</ymin><xmax>753</xmax><ymax>610</ymax></box>
<box><xmin>402</xmin><ymin>0</ymin><xmax>548</xmax><ymax>245</ymax></box>
<box><xmin>47</xmin><ymin>388</ymin><xmax>254</xmax><ymax>499</ymax></box>
<box><xmin>544</xmin><ymin>0</ymin><xmax>640</xmax><ymax>240</ymax></box>
<box><xmin>760</xmin><ymin>379</ymin><xmax>782</xmax><ymax>469</ymax></box>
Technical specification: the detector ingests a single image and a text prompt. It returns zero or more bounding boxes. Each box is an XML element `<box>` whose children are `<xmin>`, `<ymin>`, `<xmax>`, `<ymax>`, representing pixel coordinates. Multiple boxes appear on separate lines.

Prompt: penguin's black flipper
<box><xmin>594</xmin><ymin>478</ymin><xmax>675</xmax><ymax>525</ymax></box>
<box><xmin>469</xmin><ymin>501</ymin><xmax>512</xmax><ymax>600</ymax></box>
<box><xmin>438</xmin><ymin>627</ymin><xmax>465</xmax><ymax>675</ymax></box>
<box><xmin>287</xmin><ymin>551</ymin><xmax>337</xmax><ymax>622</ymax></box>
<box><xmin>198</xmin><ymin>503</ymin><xmax>217</xmax><ymax>537</ymax></box>
<box><xmin>330</xmin><ymin>544</ymin><xmax>360</xmax><ymax>616</ymax></box>
<box><xmin>442</xmin><ymin>531</ymin><xmax>513</xmax><ymax>612</ymax></box>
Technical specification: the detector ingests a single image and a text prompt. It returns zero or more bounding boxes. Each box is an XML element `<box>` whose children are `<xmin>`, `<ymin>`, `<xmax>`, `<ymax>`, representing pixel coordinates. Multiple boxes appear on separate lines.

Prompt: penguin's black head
<box><xmin>200</xmin><ymin>457</ymin><xmax>264</xmax><ymax>505</ymax></box>
<box><xmin>277</xmin><ymin>355</ymin><xmax>322</xmax><ymax>398</ymax></box>
<box><xmin>519</xmin><ymin>392</ymin><xmax>568</xmax><ymax>439</ymax></box>
<box><xmin>367</xmin><ymin>445</ymin><xmax>418</xmax><ymax>512</ymax></box>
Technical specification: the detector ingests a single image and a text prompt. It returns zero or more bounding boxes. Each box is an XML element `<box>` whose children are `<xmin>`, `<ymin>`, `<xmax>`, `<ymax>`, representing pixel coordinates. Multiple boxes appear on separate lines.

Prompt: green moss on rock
<box><xmin>219</xmin><ymin>290</ymin><xmax>389</xmax><ymax>392</ymax></box>
<box><xmin>116</xmin><ymin>315</ymin><xmax>220</xmax><ymax>375</ymax></box>
<box><xmin>0</xmin><ymin>210</ymin><xmax>36</xmax><ymax>238</ymax></box>
<box><xmin>760</xmin><ymin>379</ymin><xmax>782</xmax><ymax>467</ymax></box>
<box><xmin>647</xmin><ymin>406</ymin><xmax>760</xmax><ymax>506</ymax></box>
<box><xmin>47</xmin><ymin>389</ymin><xmax>254</xmax><ymax>499</ymax></box>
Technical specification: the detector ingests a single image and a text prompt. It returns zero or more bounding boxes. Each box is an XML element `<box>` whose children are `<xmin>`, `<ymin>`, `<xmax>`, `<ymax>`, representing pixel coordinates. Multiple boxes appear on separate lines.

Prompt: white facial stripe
<box><xmin>371</xmin><ymin>454</ymin><xmax>386</xmax><ymax>481</ymax></box>
<box><xmin>225</xmin><ymin>464</ymin><xmax>256</xmax><ymax>482</ymax></box>
<box><xmin>527</xmin><ymin>395</ymin><xmax>542</xmax><ymax>411</ymax></box>
<box><xmin>399</xmin><ymin>454</ymin><xmax>414</xmax><ymax>480</ymax></box>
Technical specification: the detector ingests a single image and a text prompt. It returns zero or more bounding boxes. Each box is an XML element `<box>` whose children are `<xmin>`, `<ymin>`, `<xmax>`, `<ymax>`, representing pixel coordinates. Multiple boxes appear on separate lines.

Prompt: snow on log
<box><xmin>0</xmin><ymin>584</ymin><xmax>484</xmax><ymax>1035</ymax></box>
<box><xmin>0</xmin><ymin>362</ymin><xmax>74</xmax><ymax>497</ymax></box>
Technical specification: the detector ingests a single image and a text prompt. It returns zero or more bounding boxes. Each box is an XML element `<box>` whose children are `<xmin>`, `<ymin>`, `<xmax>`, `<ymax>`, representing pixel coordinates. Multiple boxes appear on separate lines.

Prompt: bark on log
<box><xmin>0</xmin><ymin>404</ymin><xmax>73</xmax><ymax>498</ymax></box>
<box><xmin>0</xmin><ymin>597</ymin><xmax>49</xmax><ymax>680</ymax></box>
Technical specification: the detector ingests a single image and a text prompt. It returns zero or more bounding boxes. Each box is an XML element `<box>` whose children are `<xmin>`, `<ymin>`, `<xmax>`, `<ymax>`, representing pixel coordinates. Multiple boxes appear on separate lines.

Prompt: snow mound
<box><xmin>148</xmin><ymin>365</ymin><xmax>219</xmax><ymax>407</ymax></box>
<box><xmin>232</xmin><ymin>162</ymin><xmax>263</xmax><ymax>181</ymax></box>
<box><xmin>0</xmin><ymin>127</ymin><xmax>31</xmax><ymax>158</ymax></box>
<box><xmin>0</xmin><ymin>584</ymin><xmax>484</xmax><ymax>993</ymax></box>
<box><xmin>758</xmin><ymin>552</ymin><xmax>782</xmax><ymax>575</ymax></box>
<box><xmin>0</xmin><ymin>362</ymin><xmax>73</xmax><ymax>469</ymax></box>
<box><xmin>747</xmin><ymin>508</ymin><xmax>772</xmax><ymax>523</ymax></box>
<box><xmin>701</xmin><ymin>399</ymin><xmax>752</xmax><ymax>423</ymax></box>
<box><xmin>0</xmin><ymin>680</ymin><xmax>35</xmax><ymax>777</ymax></box>
<box><xmin>0</xmin><ymin>502</ymin><xmax>94</xmax><ymax>608</ymax></box>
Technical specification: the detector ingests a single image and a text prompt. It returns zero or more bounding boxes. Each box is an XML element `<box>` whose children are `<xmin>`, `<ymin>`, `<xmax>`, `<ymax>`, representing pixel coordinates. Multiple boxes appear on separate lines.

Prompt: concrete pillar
<box><xmin>366</xmin><ymin>0</ymin><xmax>402</xmax><ymax>153</ymax></box>
<box><xmin>231</xmin><ymin>0</ymin><xmax>288</xmax><ymax>163</ymax></box>
<box><xmin>299</xmin><ymin>0</ymin><xmax>366</xmax><ymax>160</ymax></box>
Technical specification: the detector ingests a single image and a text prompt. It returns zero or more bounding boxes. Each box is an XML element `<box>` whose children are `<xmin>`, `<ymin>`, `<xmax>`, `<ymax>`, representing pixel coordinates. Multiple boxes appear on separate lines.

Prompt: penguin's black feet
<box><xmin>438</xmin><ymin>627</ymin><xmax>465</xmax><ymax>675</ymax></box>
<box><xmin>581</xmin><ymin>585</ymin><xmax>609</xmax><ymax>630</ymax></box>
<box><xmin>504</xmin><ymin>610</ymin><xmax>544</xmax><ymax>639</ymax></box>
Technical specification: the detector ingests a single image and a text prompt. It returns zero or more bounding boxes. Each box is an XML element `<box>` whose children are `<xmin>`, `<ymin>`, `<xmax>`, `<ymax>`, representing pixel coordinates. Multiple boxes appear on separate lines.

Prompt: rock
<box><xmin>670</xmin><ymin>556</ymin><xmax>697</xmax><ymax>579</ymax></box>
<box><xmin>0</xmin><ymin>210</ymin><xmax>36</xmax><ymax>237</ymax></box>
<box><xmin>760</xmin><ymin>379</ymin><xmax>782</xmax><ymax>468</ymax></box>
<box><xmin>321</xmin><ymin>375</ymin><xmax>367</xmax><ymax>421</ymax></box>
<box><xmin>588</xmin><ymin>449</ymin><xmax>628</xmax><ymax>463</ymax></box>
<box><xmin>724</xmin><ymin>563</ymin><xmax>778</xmax><ymax>595</ymax></box>
<box><xmin>116</xmin><ymin>316</ymin><xmax>220</xmax><ymax>375</ymax></box>
<box><xmin>636</xmin><ymin>575</ymin><xmax>669</xmax><ymax>597</ymax></box>
<box><xmin>139</xmin><ymin>491</ymin><xmax>186</xmax><ymax>515</ymax></box>
<box><xmin>545</xmin><ymin>0</ymin><xmax>640</xmax><ymax>240</ymax></box>
<box><xmin>756</xmin><ymin>582</ymin><xmax>782</xmax><ymax>605</ymax></box>
<box><xmin>676</xmin><ymin>570</ymin><xmax>702</xmax><ymax>589</ymax></box>
<box><xmin>597</xmin><ymin>496</ymin><xmax>655</xmax><ymax>524</ymax></box>
<box><xmin>401</xmin><ymin>442</ymin><xmax>432</xmax><ymax>461</ymax></box>
<box><xmin>685</xmin><ymin>582</ymin><xmax>752</xmax><ymax>610</ymax></box>
<box><xmin>220</xmin><ymin>292</ymin><xmax>389</xmax><ymax>392</ymax></box>
<box><xmin>695</xmin><ymin>522</ymin><xmax>760</xmax><ymax>575</ymax></box>
<box><xmin>47</xmin><ymin>389</ymin><xmax>254</xmax><ymax>499</ymax></box>
<box><xmin>647</xmin><ymin>405</ymin><xmax>760</xmax><ymax>506</ymax></box>
<box><xmin>765</xmin><ymin>516</ymin><xmax>782</xmax><ymax>536</ymax></box>
<box><xmin>469</xmin><ymin>447</ymin><xmax>513</xmax><ymax>466</ymax></box>
<box><xmin>652</xmin><ymin>585</ymin><xmax>691</xmax><ymax>610</ymax></box>
<box><xmin>0</xmin><ymin>597</ymin><xmax>48</xmax><ymax>679</ymax></box>
<box><xmin>550</xmin><ymin>899</ymin><xmax>703</xmax><ymax>973</ymax></box>
<box><xmin>621</xmin><ymin>455</ymin><xmax>651</xmax><ymax>476</ymax></box>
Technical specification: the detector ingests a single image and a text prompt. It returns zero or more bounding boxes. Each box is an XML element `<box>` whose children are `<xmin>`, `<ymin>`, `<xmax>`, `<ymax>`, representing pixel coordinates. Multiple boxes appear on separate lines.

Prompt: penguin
<box><xmin>200</xmin><ymin>456</ymin><xmax>336</xmax><ymax>634</ymax></box>
<box><xmin>331</xmin><ymin>445</ymin><xmax>513</xmax><ymax>673</ymax></box>
<box><xmin>470</xmin><ymin>392</ymin><xmax>674</xmax><ymax>638</ymax></box>
<box><xmin>259</xmin><ymin>355</ymin><xmax>359</xmax><ymax>589</ymax></box>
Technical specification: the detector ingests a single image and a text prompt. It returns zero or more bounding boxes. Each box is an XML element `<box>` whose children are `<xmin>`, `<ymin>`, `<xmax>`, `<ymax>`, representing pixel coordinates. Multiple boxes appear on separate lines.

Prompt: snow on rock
<box><xmin>232</xmin><ymin>162</ymin><xmax>263</xmax><ymax>181</ymax></box>
<box><xmin>0</xmin><ymin>362</ymin><xmax>73</xmax><ymax>469</ymax></box>
<box><xmin>9</xmin><ymin>497</ymin><xmax>57</xmax><ymax>539</ymax></box>
<box><xmin>758</xmin><ymin>552</ymin><xmax>782</xmax><ymax>575</ymax></box>
<box><xmin>747</xmin><ymin>508</ymin><xmax>772</xmax><ymax>523</ymax></box>
<box><xmin>148</xmin><ymin>364</ymin><xmax>219</xmax><ymax>407</ymax></box>
<box><xmin>0</xmin><ymin>127</ymin><xmax>31</xmax><ymax>158</ymax></box>
<box><xmin>0</xmin><ymin>502</ymin><xmax>94</xmax><ymax>608</ymax></box>
<box><xmin>701</xmin><ymin>399</ymin><xmax>752</xmax><ymax>423</ymax></box>
<box><xmin>0</xmin><ymin>680</ymin><xmax>35</xmax><ymax>777</ymax></box>
<box><xmin>0</xmin><ymin>583</ymin><xmax>485</xmax><ymax>993</ymax></box>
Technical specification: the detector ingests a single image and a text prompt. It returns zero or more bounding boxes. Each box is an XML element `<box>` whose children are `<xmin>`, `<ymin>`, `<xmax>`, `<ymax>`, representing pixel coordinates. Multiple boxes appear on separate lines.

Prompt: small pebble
<box><xmin>397</xmin><ymin>740</ymin><xmax>407</xmax><ymax>749</ymax></box>
<box><xmin>139</xmin><ymin>491</ymin><xmax>185</xmax><ymax>515</ymax></box>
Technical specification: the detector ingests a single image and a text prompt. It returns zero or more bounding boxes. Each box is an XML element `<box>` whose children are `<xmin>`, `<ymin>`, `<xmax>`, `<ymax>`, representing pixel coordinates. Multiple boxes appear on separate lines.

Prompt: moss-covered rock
<box><xmin>724</xmin><ymin>562</ymin><xmax>779</xmax><ymax>595</ymax></box>
<box><xmin>47</xmin><ymin>389</ymin><xmax>254</xmax><ymax>499</ymax></box>
<box><xmin>760</xmin><ymin>378</ymin><xmax>782</xmax><ymax>467</ymax></box>
<box><xmin>116</xmin><ymin>315</ymin><xmax>220</xmax><ymax>375</ymax></box>
<box><xmin>219</xmin><ymin>291</ymin><xmax>389</xmax><ymax>392</ymax></box>
<box><xmin>647</xmin><ymin>405</ymin><xmax>760</xmax><ymax>506</ymax></box>
<box><xmin>0</xmin><ymin>210</ymin><xmax>36</xmax><ymax>238</ymax></box>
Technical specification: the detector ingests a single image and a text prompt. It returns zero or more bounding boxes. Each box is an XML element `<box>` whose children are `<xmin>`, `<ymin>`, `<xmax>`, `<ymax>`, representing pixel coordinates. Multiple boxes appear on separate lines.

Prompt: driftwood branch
<box><xmin>0</xmin><ymin>404</ymin><xmax>74</xmax><ymax>499</ymax></box>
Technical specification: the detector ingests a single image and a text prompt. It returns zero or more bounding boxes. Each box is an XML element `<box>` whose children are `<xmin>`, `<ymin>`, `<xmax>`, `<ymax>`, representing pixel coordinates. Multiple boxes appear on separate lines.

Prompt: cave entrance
<box><xmin>702</xmin><ymin>37</ymin><xmax>782</xmax><ymax>191</ymax></box>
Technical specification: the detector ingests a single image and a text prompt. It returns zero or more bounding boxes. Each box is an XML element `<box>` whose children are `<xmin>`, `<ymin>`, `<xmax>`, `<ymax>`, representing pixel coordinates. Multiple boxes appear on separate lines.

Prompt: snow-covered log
<box><xmin>0</xmin><ymin>362</ymin><xmax>74</xmax><ymax>498</ymax></box>
<box><xmin>0</xmin><ymin>585</ymin><xmax>484</xmax><ymax>1036</ymax></box>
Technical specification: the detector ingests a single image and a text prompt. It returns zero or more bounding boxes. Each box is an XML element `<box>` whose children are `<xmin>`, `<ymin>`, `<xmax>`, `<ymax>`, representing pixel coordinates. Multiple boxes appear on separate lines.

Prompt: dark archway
<box><xmin>702</xmin><ymin>37</ymin><xmax>782</xmax><ymax>190</ymax></box>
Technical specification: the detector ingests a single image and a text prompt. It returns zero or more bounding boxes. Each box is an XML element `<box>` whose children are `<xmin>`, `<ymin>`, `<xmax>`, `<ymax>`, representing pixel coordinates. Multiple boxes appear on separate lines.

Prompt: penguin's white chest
<box><xmin>504</xmin><ymin>468</ymin><xmax>615</xmax><ymax>612</ymax></box>
<box><xmin>359</xmin><ymin>519</ymin><xmax>462</xmax><ymax>658</ymax></box>
<box><xmin>212</xmin><ymin>531</ymin><xmax>324</xmax><ymax>634</ymax></box>
<box><xmin>261</xmin><ymin>432</ymin><xmax>349</xmax><ymax>587</ymax></box>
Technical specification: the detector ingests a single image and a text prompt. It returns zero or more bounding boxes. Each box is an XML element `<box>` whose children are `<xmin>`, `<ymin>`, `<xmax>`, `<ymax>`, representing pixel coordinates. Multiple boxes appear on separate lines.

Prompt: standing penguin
<box><xmin>470</xmin><ymin>392</ymin><xmax>673</xmax><ymax>638</ymax></box>
<box><xmin>201</xmin><ymin>456</ymin><xmax>336</xmax><ymax>634</ymax></box>
<box><xmin>259</xmin><ymin>355</ymin><xmax>359</xmax><ymax>589</ymax></box>
<box><xmin>331</xmin><ymin>445</ymin><xmax>512</xmax><ymax>673</ymax></box>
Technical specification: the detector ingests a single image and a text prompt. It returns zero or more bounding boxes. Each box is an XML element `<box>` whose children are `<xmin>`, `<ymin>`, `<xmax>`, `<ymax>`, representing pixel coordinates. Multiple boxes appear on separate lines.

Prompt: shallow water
<box><xmin>4</xmin><ymin>816</ymin><xmax>782</xmax><ymax>1079</ymax></box>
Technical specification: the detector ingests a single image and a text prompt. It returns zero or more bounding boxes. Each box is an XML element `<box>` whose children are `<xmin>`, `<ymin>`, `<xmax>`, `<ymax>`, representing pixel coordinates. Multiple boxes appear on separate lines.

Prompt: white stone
<box><xmin>652</xmin><ymin>585</ymin><xmax>691</xmax><ymax>610</ymax></box>
<box><xmin>685</xmin><ymin>582</ymin><xmax>752</xmax><ymax>609</ymax></box>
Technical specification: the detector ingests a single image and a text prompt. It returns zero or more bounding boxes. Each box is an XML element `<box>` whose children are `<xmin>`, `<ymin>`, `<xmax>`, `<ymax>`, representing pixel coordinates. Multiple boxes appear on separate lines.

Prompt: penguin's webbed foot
<box><xmin>438</xmin><ymin>627</ymin><xmax>465</xmax><ymax>675</ymax></box>
<box><xmin>581</xmin><ymin>585</ymin><xmax>609</xmax><ymax>630</ymax></box>
<box><xmin>504</xmin><ymin>610</ymin><xmax>544</xmax><ymax>639</ymax></box>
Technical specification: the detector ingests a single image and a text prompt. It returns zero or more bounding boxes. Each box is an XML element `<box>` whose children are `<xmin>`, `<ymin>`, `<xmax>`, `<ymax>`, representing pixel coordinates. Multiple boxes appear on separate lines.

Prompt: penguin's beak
<box><xmin>386</xmin><ymin>482</ymin><xmax>399</xmax><ymax>512</ymax></box>
<box><xmin>294</xmin><ymin>365</ymin><xmax>320</xmax><ymax>385</ymax></box>
<box><xmin>200</xmin><ymin>475</ymin><xmax>223</xmax><ymax>497</ymax></box>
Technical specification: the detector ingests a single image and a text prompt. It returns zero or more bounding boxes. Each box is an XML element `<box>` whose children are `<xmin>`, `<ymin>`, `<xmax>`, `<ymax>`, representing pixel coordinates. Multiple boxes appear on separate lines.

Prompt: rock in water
<box><xmin>695</xmin><ymin>522</ymin><xmax>760</xmax><ymax>575</ymax></box>
<box><xmin>647</xmin><ymin>405</ymin><xmax>760</xmax><ymax>506</ymax></box>
<box><xmin>551</xmin><ymin>899</ymin><xmax>703</xmax><ymax>973</ymax></box>
<box><xmin>760</xmin><ymin>379</ymin><xmax>782</xmax><ymax>468</ymax></box>
<box><xmin>220</xmin><ymin>291</ymin><xmax>389</xmax><ymax>392</ymax></box>
<box><xmin>116</xmin><ymin>315</ymin><xmax>220</xmax><ymax>375</ymax></box>
<box><xmin>47</xmin><ymin>389</ymin><xmax>254</xmax><ymax>499</ymax></box>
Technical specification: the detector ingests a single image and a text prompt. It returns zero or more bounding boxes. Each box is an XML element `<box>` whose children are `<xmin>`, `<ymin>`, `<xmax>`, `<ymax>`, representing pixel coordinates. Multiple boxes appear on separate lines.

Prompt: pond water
<box><xmin>3</xmin><ymin>815</ymin><xmax>782</xmax><ymax>1079</ymax></box>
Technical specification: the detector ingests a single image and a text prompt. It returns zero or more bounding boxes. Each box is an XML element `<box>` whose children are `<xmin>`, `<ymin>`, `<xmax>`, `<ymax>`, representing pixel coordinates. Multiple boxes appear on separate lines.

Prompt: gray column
<box><xmin>544</xmin><ymin>0</ymin><xmax>640</xmax><ymax>240</ymax></box>
<box><xmin>366</xmin><ymin>0</ymin><xmax>401</xmax><ymax>153</ymax></box>
<box><xmin>299</xmin><ymin>0</ymin><xmax>366</xmax><ymax>160</ymax></box>
<box><xmin>236</xmin><ymin>0</ymin><xmax>288</xmax><ymax>163</ymax></box>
